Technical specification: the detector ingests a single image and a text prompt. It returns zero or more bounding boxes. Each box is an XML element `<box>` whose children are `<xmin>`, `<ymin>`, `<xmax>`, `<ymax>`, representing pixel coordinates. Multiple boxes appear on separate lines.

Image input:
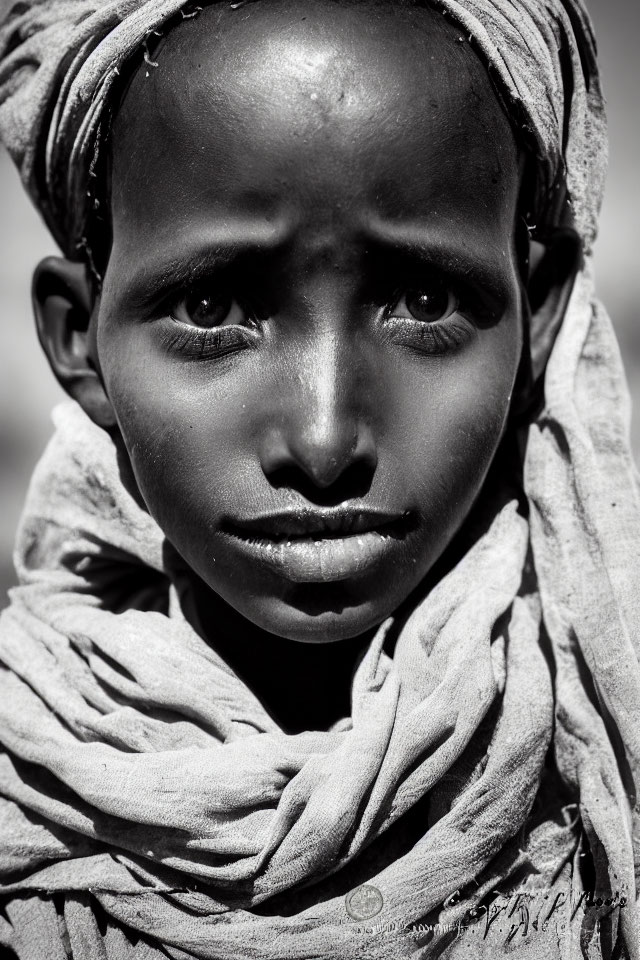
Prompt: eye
<box><xmin>390</xmin><ymin>282</ymin><xmax>459</xmax><ymax>324</ymax></box>
<box><xmin>171</xmin><ymin>287</ymin><xmax>248</xmax><ymax>328</ymax></box>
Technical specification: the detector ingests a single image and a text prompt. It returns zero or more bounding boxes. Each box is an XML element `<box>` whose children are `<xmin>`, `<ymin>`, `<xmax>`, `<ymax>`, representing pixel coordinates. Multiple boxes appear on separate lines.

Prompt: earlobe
<box><xmin>32</xmin><ymin>257</ymin><xmax>117</xmax><ymax>429</ymax></box>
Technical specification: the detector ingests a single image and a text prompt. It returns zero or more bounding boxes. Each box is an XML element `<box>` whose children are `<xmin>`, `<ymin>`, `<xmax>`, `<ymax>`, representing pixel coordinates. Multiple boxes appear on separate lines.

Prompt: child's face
<box><xmin>95</xmin><ymin>0</ymin><xmax>523</xmax><ymax>642</ymax></box>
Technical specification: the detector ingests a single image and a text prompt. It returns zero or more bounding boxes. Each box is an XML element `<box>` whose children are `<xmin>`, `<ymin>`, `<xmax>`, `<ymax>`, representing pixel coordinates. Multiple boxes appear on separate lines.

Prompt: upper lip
<box><xmin>223</xmin><ymin>508</ymin><xmax>408</xmax><ymax>540</ymax></box>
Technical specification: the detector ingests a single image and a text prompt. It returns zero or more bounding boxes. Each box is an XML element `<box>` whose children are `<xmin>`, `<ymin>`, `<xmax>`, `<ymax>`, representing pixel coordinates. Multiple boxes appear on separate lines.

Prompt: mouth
<box><xmin>222</xmin><ymin>508</ymin><xmax>415</xmax><ymax>583</ymax></box>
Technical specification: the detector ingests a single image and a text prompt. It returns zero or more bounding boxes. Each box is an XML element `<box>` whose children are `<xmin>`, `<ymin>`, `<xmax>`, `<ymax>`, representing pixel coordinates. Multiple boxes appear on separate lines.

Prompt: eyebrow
<box><xmin>113</xmin><ymin>222</ymin><xmax>289</xmax><ymax>311</ymax></box>
<box><xmin>364</xmin><ymin>220</ymin><xmax>518</xmax><ymax>304</ymax></box>
<box><xmin>112</xmin><ymin>217</ymin><xmax>518</xmax><ymax>314</ymax></box>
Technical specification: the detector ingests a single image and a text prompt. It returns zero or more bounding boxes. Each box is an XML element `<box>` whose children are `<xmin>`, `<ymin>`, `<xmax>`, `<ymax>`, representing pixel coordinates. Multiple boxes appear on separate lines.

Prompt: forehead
<box><xmin>110</xmin><ymin>0</ymin><xmax>519</xmax><ymax>254</ymax></box>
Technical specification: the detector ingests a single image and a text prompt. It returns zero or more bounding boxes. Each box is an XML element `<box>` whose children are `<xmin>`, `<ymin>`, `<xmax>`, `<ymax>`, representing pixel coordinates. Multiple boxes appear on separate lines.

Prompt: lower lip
<box><xmin>226</xmin><ymin>527</ymin><xmax>407</xmax><ymax>583</ymax></box>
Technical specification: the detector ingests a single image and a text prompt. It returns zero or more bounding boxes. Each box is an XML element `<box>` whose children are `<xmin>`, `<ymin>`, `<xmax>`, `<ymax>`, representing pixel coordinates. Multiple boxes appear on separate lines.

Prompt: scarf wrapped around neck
<box><xmin>1</xmin><ymin>1</ymin><xmax>640</xmax><ymax>958</ymax></box>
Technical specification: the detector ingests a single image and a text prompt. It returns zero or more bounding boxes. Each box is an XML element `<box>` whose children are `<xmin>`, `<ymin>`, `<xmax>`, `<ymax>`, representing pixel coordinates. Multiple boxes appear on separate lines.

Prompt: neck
<box><xmin>173</xmin><ymin>562</ymin><xmax>373</xmax><ymax>733</ymax></box>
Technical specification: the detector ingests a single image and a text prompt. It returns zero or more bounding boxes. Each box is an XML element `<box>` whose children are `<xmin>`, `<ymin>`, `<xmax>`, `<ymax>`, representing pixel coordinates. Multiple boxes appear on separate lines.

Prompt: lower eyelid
<box><xmin>382</xmin><ymin>314</ymin><xmax>476</xmax><ymax>351</ymax></box>
<box><xmin>161</xmin><ymin>316</ymin><xmax>258</xmax><ymax>358</ymax></box>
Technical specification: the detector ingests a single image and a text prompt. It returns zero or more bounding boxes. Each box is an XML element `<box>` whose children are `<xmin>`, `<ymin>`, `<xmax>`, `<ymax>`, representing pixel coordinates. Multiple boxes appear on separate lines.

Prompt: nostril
<box><xmin>267</xmin><ymin>459</ymin><xmax>375</xmax><ymax>506</ymax></box>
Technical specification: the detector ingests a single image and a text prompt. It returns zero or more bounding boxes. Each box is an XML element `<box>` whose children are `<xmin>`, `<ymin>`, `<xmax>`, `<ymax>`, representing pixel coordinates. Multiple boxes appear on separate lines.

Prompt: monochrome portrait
<box><xmin>0</xmin><ymin>0</ymin><xmax>638</xmax><ymax>956</ymax></box>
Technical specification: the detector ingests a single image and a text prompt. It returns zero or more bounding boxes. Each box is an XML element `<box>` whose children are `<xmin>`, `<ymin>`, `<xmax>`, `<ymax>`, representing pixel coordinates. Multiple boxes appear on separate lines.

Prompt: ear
<box><xmin>32</xmin><ymin>256</ymin><xmax>117</xmax><ymax>429</ymax></box>
<box><xmin>511</xmin><ymin>228</ymin><xmax>582</xmax><ymax>420</ymax></box>
<box><xmin>527</xmin><ymin>228</ymin><xmax>582</xmax><ymax>381</ymax></box>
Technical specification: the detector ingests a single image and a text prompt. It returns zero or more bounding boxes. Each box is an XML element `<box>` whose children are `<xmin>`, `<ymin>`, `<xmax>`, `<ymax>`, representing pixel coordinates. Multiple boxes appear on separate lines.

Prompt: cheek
<box><xmin>95</xmin><ymin>310</ymin><xmax>521</xmax><ymax>640</ymax></box>
<box><xmin>98</xmin><ymin>328</ymin><xmax>262</xmax><ymax>530</ymax></box>
<box><xmin>387</xmin><ymin>326</ymin><xmax>520</xmax><ymax>525</ymax></box>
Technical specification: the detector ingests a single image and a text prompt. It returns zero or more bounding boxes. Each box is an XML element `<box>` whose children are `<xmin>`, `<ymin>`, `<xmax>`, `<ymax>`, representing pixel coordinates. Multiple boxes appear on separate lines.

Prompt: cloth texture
<box><xmin>1</xmin><ymin>0</ymin><xmax>639</xmax><ymax>958</ymax></box>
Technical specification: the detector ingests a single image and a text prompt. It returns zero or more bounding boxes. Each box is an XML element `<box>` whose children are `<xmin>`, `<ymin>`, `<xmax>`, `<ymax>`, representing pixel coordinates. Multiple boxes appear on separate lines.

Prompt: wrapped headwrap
<box><xmin>1</xmin><ymin>1</ymin><xmax>639</xmax><ymax>958</ymax></box>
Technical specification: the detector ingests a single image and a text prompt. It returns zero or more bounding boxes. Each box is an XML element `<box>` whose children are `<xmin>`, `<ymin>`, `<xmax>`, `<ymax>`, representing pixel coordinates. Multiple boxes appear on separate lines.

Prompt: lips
<box><xmin>222</xmin><ymin>508</ymin><xmax>413</xmax><ymax>583</ymax></box>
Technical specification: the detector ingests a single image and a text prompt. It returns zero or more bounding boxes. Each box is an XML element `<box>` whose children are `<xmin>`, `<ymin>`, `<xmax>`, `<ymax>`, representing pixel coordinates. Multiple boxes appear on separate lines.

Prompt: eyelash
<box><xmin>381</xmin><ymin>284</ymin><xmax>477</xmax><ymax>353</ymax></box>
<box><xmin>382</xmin><ymin>313</ymin><xmax>475</xmax><ymax>352</ymax></box>
<box><xmin>160</xmin><ymin>278</ymin><xmax>480</xmax><ymax>359</ymax></box>
<box><xmin>161</xmin><ymin>286</ymin><xmax>260</xmax><ymax>359</ymax></box>
<box><xmin>162</xmin><ymin>324</ymin><xmax>256</xmax><ymax>359</ymax></box>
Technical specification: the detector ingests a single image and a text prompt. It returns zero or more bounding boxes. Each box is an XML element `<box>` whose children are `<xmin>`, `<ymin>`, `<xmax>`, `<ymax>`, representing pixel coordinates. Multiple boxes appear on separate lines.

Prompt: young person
<box><xmin>0</xmin><ymin>0</ymin><xmax>638</xmax><ymax>957</ymax></box>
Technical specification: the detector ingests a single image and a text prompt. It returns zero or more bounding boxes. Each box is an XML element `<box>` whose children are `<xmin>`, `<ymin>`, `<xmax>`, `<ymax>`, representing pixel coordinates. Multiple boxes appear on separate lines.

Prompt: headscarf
<box><xmin>0</xmin><ymin>0</ymin><xmax>604</xmax><ymax>261</ymax></box>
<box><xmin>1</xmin><ymin>1</ymin><xmax>639</xmax><ymax>959</ymax></box>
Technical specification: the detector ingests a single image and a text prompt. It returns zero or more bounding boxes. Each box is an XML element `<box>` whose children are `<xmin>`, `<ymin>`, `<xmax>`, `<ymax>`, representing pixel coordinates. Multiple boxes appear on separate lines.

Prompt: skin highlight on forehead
<box><xmin>111</xmin><ymin>0</ymin><xmax>519</xmax><ymax>249</ymax></box>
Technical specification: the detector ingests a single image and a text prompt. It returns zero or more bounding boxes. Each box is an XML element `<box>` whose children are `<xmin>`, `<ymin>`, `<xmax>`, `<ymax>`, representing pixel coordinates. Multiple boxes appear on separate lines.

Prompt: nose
<box><xmin>259</xmin><ymin>340</ymin><xmax>378</xmax><ymax>503</ymax></box>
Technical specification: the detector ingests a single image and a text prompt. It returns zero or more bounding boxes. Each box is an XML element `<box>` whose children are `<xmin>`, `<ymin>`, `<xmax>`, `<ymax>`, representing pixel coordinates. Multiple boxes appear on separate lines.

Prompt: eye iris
<box><xmin>406</xmin><ymin>287</ymin><xmax>450</xmax><ymax>323</ymax></box>
<box><xmin>186</xmin><ymin>292</ymin><xmax>231</xmax><ymax>328</ymax></box>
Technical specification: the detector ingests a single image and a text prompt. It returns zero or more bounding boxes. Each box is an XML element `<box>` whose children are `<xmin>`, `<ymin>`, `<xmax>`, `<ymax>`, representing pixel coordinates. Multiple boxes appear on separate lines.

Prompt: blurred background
<box><xmin>0</xmin><ymin>0</ymin><xmax>638</xmax><ymax>603</ymax></box>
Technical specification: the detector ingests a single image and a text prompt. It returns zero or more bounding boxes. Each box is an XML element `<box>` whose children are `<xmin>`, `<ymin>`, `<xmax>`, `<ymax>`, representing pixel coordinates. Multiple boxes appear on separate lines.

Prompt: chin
<box><xmin>244</xmin><ymin>590</ymin><xmax>391</xmax><ymax>644</ymax></box>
